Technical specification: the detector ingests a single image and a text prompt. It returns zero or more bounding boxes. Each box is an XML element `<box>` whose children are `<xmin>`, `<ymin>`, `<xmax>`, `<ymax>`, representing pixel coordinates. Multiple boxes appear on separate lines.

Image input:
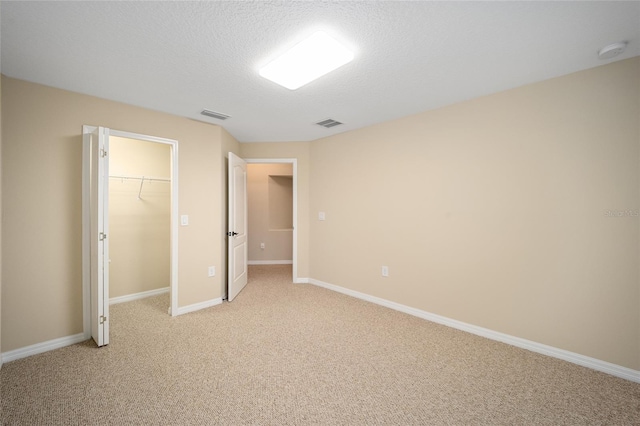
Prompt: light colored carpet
<box><xmin>1</xmin><ymin>265</ymin><xmax>639</xmax><ymax>425</ymax></box>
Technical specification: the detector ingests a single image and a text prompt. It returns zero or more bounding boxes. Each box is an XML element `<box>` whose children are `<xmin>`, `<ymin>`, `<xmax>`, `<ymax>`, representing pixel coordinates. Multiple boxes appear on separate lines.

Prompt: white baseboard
<box><xmin>308</xmin><ymin>278</ymin><xmax>640</xmax><ymax>384</ymax></box>
<box><xmin>110</xmin><ymin>287</ymin><xmax>170</xmax><ymax>305</ymax></box>
<box><xmin>1</xmin><ymin>296</ymin><xmax>223</xmax><ymax>363</ymax></box>
<box><xmin>248</xmin><ymin>260</ymin><xmax>293</xmax><ymax>265</ymax></box>
<box><xmin>1</xmin><ymin>332</ymin><xmax>87</xmax><ymax>364</ymax></box>
<box><xmin>294</xmin><ymin>277</ymin><xmax>309</xmax><ymax>284</ymax></box>
<box><xmin>173</xmin><ymin>298</ymin><xmax>222</xmax><ymax>316</ymax></box>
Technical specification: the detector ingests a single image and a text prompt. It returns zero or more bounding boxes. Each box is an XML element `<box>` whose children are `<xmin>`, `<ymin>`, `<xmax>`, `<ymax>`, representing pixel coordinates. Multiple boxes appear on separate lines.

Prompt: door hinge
<box><xmin>99</xmin><ymin>232</ymin><xmax>107</xmax><ymax>241</ymax></box>
<box><xmin>99</xmin><ymin>315</ymin><xmax>107</xmax><ymax>324</ymax></box>
<box><xmin>100</xmin><ymin>149</ymin><xmax>108</xmax><ymax>157</ymax></box>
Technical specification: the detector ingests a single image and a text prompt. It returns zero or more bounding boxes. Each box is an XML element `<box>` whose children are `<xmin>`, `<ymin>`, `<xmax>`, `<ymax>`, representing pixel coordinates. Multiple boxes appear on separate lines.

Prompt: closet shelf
<box><xmin>109</xmin><ymin>174</ymin><xmax>170</xmax><ymax>182</ymax></box>
<box><xmin>109</xmin><ymin>175</ymin><xmax>170</xmax><ymax>200</ymax></box>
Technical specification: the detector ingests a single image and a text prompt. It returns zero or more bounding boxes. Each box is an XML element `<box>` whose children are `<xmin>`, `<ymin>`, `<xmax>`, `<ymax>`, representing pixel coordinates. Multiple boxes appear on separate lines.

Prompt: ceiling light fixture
<box><xmin>259</xmin><ymin>31</ymin><xmax>354</xmax><ymax>90</ymax></box>
<box><xmin>598</xmin><ymin>42</ymin><xmax>627</xmax><ymax>60</ymax></box>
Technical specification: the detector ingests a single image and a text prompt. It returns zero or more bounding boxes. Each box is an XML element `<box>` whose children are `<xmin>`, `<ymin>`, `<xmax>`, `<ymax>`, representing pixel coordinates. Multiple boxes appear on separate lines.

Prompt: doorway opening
<box><xmin>244</xmin><ymin>159</ymin><xmax>298</xmax><ymax>282</ymax></box>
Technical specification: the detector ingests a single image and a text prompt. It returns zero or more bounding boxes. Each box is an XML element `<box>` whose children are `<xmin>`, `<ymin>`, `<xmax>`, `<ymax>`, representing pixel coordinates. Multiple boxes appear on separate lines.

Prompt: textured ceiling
<box><xmin>1</xmin><ymin>1</ymin><xmax>638</xmax><ymax>142</ymax></box>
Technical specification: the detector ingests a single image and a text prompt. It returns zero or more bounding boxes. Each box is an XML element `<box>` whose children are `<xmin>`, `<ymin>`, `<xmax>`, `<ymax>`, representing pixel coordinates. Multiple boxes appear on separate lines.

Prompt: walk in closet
<box><xmin>108</xmin><ymin>136</ymin><xmax>171</xmax><ymax>300</ymax></box>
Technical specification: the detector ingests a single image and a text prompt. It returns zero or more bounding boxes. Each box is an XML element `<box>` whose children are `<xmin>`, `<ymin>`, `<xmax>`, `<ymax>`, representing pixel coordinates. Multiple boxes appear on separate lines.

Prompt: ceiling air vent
<box><xmin>201</xmin><ymin>109</ymin><xmax>231</xmax><ymax>120</ymax></box>
<box><xmin>315</xmin><ymin>118</ymin><xmax>343</xmax><ymax>129</ymax></box>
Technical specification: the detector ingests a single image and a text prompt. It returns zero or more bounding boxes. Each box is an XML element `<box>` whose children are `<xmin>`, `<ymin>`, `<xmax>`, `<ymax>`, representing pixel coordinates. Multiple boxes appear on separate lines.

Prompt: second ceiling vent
<box><xmin>315</xmin><ymin>118</ymin><xmax>343</xmax><ymax>129</ymax></box>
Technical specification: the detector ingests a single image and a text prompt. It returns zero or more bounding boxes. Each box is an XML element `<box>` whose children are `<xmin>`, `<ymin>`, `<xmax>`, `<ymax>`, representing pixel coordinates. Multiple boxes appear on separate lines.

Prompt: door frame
<box><xmin>82</xmin><ymin>126</ymin><xmax>180</xmax><ymax>340</ymax></box>
<box><xmin>244</xmin><ymin>158</ymin><xmax>299</xmax><ymax>283</ymax></box>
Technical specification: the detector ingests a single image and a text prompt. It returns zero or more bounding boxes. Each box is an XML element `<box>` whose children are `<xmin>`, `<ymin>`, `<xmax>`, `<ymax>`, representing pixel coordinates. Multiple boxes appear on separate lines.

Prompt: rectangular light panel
<box><xmin>259</xmin><ymin>31</ymin><xmax>354</xmax><ymax>90</ymax></box>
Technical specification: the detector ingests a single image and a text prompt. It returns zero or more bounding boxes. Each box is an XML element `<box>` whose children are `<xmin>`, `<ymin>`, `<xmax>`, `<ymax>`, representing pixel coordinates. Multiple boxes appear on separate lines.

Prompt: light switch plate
<box><xmin>208</xmin><ymin>266</ymin><xmax>216</xmax><ymax>277</ymax></box>
<box><xmin>318</xmin><ymin>212</ymin><xmax>326</xmax><ymax>221</ymax></box>
<box><xmin>181</xmin><ymin>215</ymin><xmax>189</xmax><ymax>226</ymax></box>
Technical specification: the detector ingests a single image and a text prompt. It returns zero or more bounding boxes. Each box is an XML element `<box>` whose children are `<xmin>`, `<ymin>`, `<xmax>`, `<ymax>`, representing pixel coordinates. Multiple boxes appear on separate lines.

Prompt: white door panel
<box><xmin>228</xmin><ymin>153</ymin><xmax>248</xmax><ymax>301</ymax></box>
<box><xmin>89</xmin><ymin>126</ymin><xmax>109</xmax><ymax>346</ymax></box>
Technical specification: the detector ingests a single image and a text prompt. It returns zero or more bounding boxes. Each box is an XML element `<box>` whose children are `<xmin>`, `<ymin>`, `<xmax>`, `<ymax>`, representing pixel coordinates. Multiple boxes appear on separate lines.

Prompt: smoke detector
<box><xmin>598</xmin><ymin>42</ymin><xmax>627</xmax><ymax>60</ymax></box>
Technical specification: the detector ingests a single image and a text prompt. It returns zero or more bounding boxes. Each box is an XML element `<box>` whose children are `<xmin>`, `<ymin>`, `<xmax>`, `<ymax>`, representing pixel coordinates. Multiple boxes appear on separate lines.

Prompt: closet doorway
<box><xmin>109</xmin><ymin>136</ymin><xmax>171</xmax><ymax>303</ymax></box>
<box><xmin>82</xmin><ymin>126</ymin><xmax>179</xmax><ymax>347</ymax></box>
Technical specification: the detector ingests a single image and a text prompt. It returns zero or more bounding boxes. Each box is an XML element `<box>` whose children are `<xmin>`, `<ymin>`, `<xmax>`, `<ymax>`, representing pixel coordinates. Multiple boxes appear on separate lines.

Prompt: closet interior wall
<box><xmin>109</xmin><ymin>136</ymin><xmax>171</xmax><ymax>299</ymax></box>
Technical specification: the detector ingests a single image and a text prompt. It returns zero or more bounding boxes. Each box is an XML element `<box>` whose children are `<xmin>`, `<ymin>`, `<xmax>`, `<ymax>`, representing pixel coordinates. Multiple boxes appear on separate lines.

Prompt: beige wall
<box><xmin>1</xmin><ymin>76</ymin><xmax>224</xmax><ymax>352</ymax></box>
<box><xmin>240</xmin><ymin>142</ymin><xmax>311</xmax><ymax>279</ymax></box>
<box><xmin>247</xmin><ymin>163</ymin><xmax>293</xmax><ymax>262</ymax></box>
<box><xmin>309</xmin><ymin>57</ymin><xmax>640</xmax><ymax>370</ymax></box>
<box><xmin>109</xmin><ymin>137</ymin><xmax>171</xmax><ymax>298</ymax></box>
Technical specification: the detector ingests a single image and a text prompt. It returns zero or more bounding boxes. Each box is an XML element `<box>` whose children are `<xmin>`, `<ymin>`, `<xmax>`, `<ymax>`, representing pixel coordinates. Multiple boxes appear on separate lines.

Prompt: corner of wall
<box><xmin>637</xmin><ymin>57</ymin><xmax>640</xmax><ymax>371</ymax></box>
<box><xmin>0</xmin><ymin>7</ymin><xmax>3</xmax><ymax>370</ymax></box>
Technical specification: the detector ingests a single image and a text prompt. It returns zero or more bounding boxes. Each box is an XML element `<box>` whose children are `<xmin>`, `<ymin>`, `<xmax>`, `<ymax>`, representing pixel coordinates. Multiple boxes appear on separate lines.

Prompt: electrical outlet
<box><xmin>381</xmin><ymin>266</ymin><xmax>389</xmax><ymax>277</ymax></box>
<box><xmin>260</xmin><ymin>242</ymin><xmax>265</xmax><ymax>250</ymax></box>
<box><xmin>208</xmin><ymin>266</ymin><xmax>216</xmax><ymax>277</ymax></box>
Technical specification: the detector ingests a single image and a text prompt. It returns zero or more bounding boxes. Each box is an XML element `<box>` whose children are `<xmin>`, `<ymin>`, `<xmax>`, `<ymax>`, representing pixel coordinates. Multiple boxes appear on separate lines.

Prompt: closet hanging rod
<box><xmin>108</xmin><ymin>174</ymin><xmax>170</xmax><ymax>182</ymax></box>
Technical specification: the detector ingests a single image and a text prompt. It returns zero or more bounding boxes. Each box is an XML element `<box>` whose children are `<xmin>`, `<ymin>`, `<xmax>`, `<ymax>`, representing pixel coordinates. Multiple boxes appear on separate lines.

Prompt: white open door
<box><xmin>227</xmin><ymin>152</ymin><xmax>248</xmax><ymax>301</ymax></box>
<box><xmin>88</xmin><ymin>126</ymin><xmax>110</xmax><ymax>346</ymax></box>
